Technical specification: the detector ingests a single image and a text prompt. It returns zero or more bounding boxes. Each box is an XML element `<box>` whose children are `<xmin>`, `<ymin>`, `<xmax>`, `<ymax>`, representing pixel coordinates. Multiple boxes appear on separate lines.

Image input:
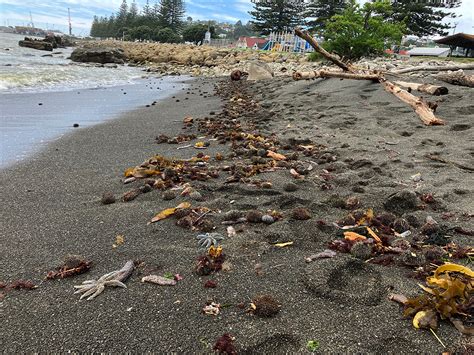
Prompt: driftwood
<box><xmin>294</xmin><ymin>28</ymin><xmax>354</xmax><ymax>72</ymax></box>
<box><xmin>389</xmin><ymin>63</ymin><xmax>474</xmax><ymax>75</ymax></box>
<box><xmin>435</xmin><ymin>70</ymin><xmax>474</xmax><ymax>88</ymax></box>
<box><xmin>293</xmin><ymin>70</ymin><xmax>380</xmax><ymax>81</ymax></box>
<box><xmin>394</xmin><ymin>81</ymin><xmax>448</xmax><ymax>95</ymax></box>
<box><xmin>294</xmin><ymin>29</ymin><xmax>445</xmax><ymax>126</ymax></box>
<box><xmin>381</xmin><ymin>80</ymin><xmax>445</xmax><ymax>126</ymax></box>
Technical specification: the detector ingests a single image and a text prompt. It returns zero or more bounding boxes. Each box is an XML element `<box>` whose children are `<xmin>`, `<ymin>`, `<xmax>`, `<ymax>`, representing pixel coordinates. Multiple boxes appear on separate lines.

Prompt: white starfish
<box><xmin>73</xmin><ymin>260</ymin><xmax>134</xmax><ymax>301</ymax></box>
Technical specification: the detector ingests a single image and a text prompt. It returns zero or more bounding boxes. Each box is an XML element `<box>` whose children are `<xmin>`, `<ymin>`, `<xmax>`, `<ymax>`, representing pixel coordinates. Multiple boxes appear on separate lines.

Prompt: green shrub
<box><xmin>324</xmin><ymin>0</ymin><xmax>405</xmax><ymax>59</ymax></box>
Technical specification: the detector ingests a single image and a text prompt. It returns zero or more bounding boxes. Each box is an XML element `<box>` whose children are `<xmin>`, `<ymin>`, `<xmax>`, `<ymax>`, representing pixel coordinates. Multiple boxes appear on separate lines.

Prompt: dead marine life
<box><xmin>203</xmin><ymin>301</ymin><xmax>221</xmax><ymax>316</ymax></box>
<box><xmin>196</xmin><ymin>232</ymin><xmax>224</xmax><ymax>249</ymax></box>
<box><xmin>73</xmin><ymin>260</ymin><xmax>134</xmax><ymax>301</ymax></box>
<box><xmin>46</xmin><ymin>255</ymin><xmax>92</xmax><ymax>280</ymax></box>
<box><xmin>141</xmin><ymin>275</ymin><xmax>177</xmax><ymax>286</ymax></box>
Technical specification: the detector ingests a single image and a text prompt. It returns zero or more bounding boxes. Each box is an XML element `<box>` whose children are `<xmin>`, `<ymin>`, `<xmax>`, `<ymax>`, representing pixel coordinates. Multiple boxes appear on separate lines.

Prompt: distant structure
<box><xmin>434</xmin><ymin>33</ymin><xmax>474</xmax><ymax>57</ymax></box>
<box><xmin>68</xmin><ymin>8</ymin><xmax>72</xmax><ymax>36</ymax></box>
<box><xmin>407</xmin><ymin>47</ymin><xmax>450</xmax><ymax>57</ymax></box>
<box><xmin>236</xmin><ymin>36</ymin><xmax>267</xmax><ymax>50</ymax></box>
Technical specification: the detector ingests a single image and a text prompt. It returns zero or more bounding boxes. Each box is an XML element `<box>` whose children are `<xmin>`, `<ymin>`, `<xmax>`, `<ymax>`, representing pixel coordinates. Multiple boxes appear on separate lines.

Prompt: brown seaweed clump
<box><xmin>213</xmin><ymin>333</ymin><xmax>237</xmax><ymax>355</ymax></box>
<box><xmin>46</xmin><ymin>255</ymin><xmax>92</xmax><ymax>280</ymax></box>
<box><xmin>246</xmin><ymin>210</ymin><xmax>263</xmax><ymax>223</ymax></box>
<box><xmin>292</xmin><ymin>207</ymin><xmax>311</xmax><ymax>220</ymax></box>
<box><xmin>251</xmin><ymin>295</ymin><xmax>281</xmax><ymax>317</ymax></box>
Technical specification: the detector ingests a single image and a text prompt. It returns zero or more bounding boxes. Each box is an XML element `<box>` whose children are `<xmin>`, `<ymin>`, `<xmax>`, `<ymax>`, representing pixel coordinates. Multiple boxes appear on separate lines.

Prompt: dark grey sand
<box><xmin>1</xmin><ymin>74</ymin><xmax>473</xmax><ymax>353</ymax></box>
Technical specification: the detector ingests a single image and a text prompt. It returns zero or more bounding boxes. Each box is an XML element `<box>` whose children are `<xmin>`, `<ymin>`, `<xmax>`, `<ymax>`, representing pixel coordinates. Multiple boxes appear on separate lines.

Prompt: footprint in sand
<box><xmin>241</xmin><ymin>334</ymin><xmax>300</xmax><ymax>354</ymax></box>
<box><xmin>303</xmin><ymin>257</ymin><xmax>384</xmax><ymax>306</ymax></box>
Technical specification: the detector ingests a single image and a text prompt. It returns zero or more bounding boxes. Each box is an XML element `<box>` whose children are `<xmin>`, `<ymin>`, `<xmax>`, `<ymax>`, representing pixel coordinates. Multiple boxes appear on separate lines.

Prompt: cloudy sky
<box><xmin>0</xmin><ymin>0</ymin><xmax>472</xmax><ymax>36</ymax></box>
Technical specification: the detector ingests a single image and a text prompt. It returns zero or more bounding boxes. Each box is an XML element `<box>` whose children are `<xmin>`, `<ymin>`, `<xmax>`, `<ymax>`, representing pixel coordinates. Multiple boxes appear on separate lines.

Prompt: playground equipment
<box><xmin>263</xmin><ymin>31</ymin><xmax>315</xmax><ymax>53</ymax></box>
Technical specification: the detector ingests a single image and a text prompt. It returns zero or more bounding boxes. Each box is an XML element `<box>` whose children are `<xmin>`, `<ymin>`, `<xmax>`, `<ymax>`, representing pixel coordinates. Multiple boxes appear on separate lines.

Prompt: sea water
<box><xmin>0</xmin><ymin>32</ymin><xmax>187</xmax><ymax>168</ymax></box>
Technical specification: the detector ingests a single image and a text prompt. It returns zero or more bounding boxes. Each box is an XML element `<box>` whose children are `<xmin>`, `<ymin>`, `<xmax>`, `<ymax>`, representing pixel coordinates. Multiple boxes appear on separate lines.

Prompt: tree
<box><xmin>387</xmin><ymin>0</ymin><xmax>461</xmax><ymax>37</ymax></box>
<box><xmin>154</xmin><ymin>27</ymin><xmax>182</xmax><ymax>43</ymax></box>
<box><xmin>128</xmin><ymin>25</ymin><xmax>154</xmax><ymax>40</ymax></box>
<box><xmin>158</xmin><ymin>0</ymin><xmax>185</xmax><ymax>32</ymax></box>
<box><xmin>250</xmin><ymin>0</ymin><xmax>306</xmax><ymax>34</ymax></box>
<box><xmin>305</xmin><ymin>0</ymin><xmax>348</xmax><ymax>34</ymax></box>
<box><xmin>324</xmin><ymin>0</ymin><xmax>405</xmax><ymax>59</ymax></box>
<box><xmin>90</xmin><ymin>16</ymin><xmax>100</xmax><ymax>37</ymax></box>
<box><xmin>182</xmin><ymin>24</ymin><xmax>214</xmax><ymax>44</ymax></box>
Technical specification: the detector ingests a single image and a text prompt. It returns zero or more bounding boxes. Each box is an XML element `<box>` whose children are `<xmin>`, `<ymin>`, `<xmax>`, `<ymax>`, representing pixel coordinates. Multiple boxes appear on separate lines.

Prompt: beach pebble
<box><xmin>223</xmin><ymin>210</ymin><xmax>243</xmax><ymax>221</ymax></box>
<box><xmin>162</xmin><ymin>190</ymin><xmax>177</xmax><ymax>201</ymax></box>
<box><xmin>392</xmin><ymin>218</ymin><xmax>410</xmax><ymax>233</ymax></box>
<box><xmin>101</xmin><ymin>192</ymin><xmax>116</xmax><ymax>205</ymax></box>
<box><xmin>73</xmin><ymin>123</ymin><xmax>79</xmax><ymax>128</ymax></box>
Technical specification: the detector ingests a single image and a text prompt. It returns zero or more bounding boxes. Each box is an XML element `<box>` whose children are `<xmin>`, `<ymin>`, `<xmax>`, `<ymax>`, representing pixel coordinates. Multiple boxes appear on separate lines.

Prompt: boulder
<box><xmin>70</xmin><ymin>47</ymin><xmax>126</xmax><ymax>64</ymax></box>
<box><xmin>247</xmin><ymin>61</ymin><xmax>274</xmax><ymax>81</ymax></box>
<box><xmin>19</xmin><ymin>40</ymin><xmax>53</xmax><ymax>51</ymax></box>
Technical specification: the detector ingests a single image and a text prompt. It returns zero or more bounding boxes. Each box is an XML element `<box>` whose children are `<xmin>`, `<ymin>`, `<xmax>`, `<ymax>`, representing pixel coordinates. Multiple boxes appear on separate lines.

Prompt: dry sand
<box><xmin>1</xmin><ymin>73</ymin><xmax>472</xmax><ymax>353</ymax></box>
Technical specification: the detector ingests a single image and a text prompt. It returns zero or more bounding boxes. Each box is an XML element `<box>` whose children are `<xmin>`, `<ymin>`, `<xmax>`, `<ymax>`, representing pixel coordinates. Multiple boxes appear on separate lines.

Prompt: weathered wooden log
<box><xmin>381</xmin><ymin>80</ymin><xmax>445</xmax><ymax>126</ymax></box>
<box><xmin>394</xmin><ymin>81</ymin><xmax>449</xmax><ymax>95</ymax></box>
<box><xmin>389</xmin><ymin>63</ymin><xmax>474</xmax><ymax>75</ymax></box>
<box><xmin>294</xmin><ymin>28</ymin><xmax>354</xmax><ymax>72</ymax></box>
<box><xmin>435</xmin><ymin>70</ymin><xmax>474</xmax><ymax>88</ymax></box>
<box><xmin>293</xmin><ymin>70</ymin><xmax>380</xmax><ymax>81</ymax></box>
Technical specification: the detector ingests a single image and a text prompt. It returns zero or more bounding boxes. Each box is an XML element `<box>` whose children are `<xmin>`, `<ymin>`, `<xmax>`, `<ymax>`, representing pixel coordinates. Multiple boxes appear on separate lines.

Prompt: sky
<box><xmin>0</xmin><ymin>0</ymin><xmax>472</xmax><ymax>36</ymax></box>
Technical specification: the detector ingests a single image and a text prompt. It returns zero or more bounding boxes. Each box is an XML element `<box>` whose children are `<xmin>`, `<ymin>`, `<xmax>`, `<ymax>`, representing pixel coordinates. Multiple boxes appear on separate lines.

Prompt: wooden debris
<box><xmin>294</xmin><ymin>28</ymin><xmax>354</xmax><ymax>72</ymax></box>
<box><xmin>293</xmin><ymin>70</ymin><xmax>380</xmax><ymax>81</ymax></box>
<box><xmin>389</xmin><ymin>63</ymin><xmax>474</xmax><ymax>75</ymax></box>
<box><xmin>380</xmin><ymin>80</ymin><xmax>445</xmax><ymax>126</ymax></box>
<box><xmin>434</xmin><ymin>70</ymin><xmax>474</xmax><ymax>88</ymax></box>
<box><xmin>394</xmin><ymin>81</ymin><xmax>448</xmax><ymax>96</ymax></box>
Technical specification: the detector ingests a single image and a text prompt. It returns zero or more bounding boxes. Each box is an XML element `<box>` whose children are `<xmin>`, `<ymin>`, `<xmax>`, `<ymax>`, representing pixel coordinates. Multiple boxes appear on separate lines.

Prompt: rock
<box><xmin>392</xmin><ymin>218</ymin><xmax>410</xmax><ymax>233</ymax></box>
<box><xmin>247</xmin><ymin>210</ymin><xmax>263</xmax><ymax>223</ymax></box>
<box><xmin>101</xmin><ymin>192</ymin><xmax>116</xmax><ymax>205</ymax></box>
<box><xmin>19</xmin><ymin>39</ymin><xmax>53</xmax><ymax>51</ymax></box>
<box><xmin>261</xmin><ymin>215</ymin><xmax>275</xmax><ymax>224</ymax></box>
<box><xmin>189</xmin><ymin>191</ymin><xmax>204</xmax><ymax>201</ymax></box>
<box><xmin>383</xmin><ymin>190</ymin><xmax>418</xmax><ymax>215</ymax></box>
<box><xmin>70</xmin><ymin>47</ymin><xmax>126</xmax><ymax>64</ymax></box>
<box><xmin>247</xmin><ymin>61</ymin><xmax>273</xmax><ymax>81</ymax></box>
<box><xmin>73</xmin><ymin>123</ymin><xmax>79</xmax><ymax>127</ymax></box>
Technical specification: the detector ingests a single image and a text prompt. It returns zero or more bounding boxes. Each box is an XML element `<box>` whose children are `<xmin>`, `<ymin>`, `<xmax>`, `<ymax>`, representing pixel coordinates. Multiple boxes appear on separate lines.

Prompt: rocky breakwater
<box><xmin>19</xmin><ymin>35</ymin><xmax>75</xmax><ymax>51</ymax></box>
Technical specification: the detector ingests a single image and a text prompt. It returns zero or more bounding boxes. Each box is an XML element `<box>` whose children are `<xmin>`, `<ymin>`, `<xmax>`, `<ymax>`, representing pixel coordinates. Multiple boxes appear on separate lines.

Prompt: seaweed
<box><xmin>46</xmin><ymin>255</ymin><xmax>92</xmax><ymax>280</ymax></box>
<box><xmin>213</xmin><ymin>333</ymin><xmax>237</xmax><ymax>355</ymax></box>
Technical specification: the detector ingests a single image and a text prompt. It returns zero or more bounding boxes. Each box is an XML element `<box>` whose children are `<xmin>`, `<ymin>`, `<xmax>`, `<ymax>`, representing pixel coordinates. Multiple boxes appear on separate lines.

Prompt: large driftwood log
<box><xmin>389</xmin><ymin>63</ymin><xmax>474</xmax><ymax>75</ymax></box>
<box><xmin>294</xmin><ymin>28</ymin><xmax>354</xmax><ymax>72</ymax></box>
<box><xmin>394</xmin><ymin>81</ymin><xmax>448</xmax><ymax>95</ymax></box>
<box><xmin>434</xmin><ymin>70</ymin><xmax>474</xmax><ymax>88</ymax></box>
<box><xmin>293</xmin><ymin>70</ymin><xmax>380</xmax><ymax>81</ymax></box>
<box><xmin>381</xmin><ymin>80</ymin><xmax>445</xmax><ymax>126</ymax></box>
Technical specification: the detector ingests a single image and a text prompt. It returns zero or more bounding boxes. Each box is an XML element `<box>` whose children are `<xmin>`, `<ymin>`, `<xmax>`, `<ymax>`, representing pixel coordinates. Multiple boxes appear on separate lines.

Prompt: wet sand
<box><xmin>1</xmin><ymin>74</ymin><xmax>472</xmax><ymax>353</ymax></box>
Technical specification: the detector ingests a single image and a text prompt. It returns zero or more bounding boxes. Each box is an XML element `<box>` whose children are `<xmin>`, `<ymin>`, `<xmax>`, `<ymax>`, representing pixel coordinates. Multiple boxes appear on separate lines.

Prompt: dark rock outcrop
<box><xmin>70</xmin><ymin>48</ymin><xmax>126</xmax><ymax>64</ymax></box>
<box><xmin>19</xmin><ymin>39</ymin><xmax>53</xmax><ymax>51</ymax></box>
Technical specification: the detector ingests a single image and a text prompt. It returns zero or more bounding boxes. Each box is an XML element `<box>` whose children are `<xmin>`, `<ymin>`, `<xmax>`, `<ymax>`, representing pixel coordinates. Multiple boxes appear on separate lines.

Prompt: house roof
<box><xmin>239</xmin><ymin>36</ymin><xmax>267</xmax><ymax>49</ymax></box>
<box><xmin>407</xmin><ymin>47</ymin><xmax>450</xmax><ymax>56</ymax></box>
<box><xmin>434</xmin><ymin>33</ymin><xmax>474</xmax><ymax>49</ymax></box>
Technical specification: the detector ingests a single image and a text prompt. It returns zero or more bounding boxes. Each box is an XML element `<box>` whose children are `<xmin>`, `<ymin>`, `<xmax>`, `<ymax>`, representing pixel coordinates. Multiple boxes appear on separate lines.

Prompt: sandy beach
<box><xmin>1</xmin><ymin>72</ymin><xmax>473</xmax><ymax>353</ymax></box>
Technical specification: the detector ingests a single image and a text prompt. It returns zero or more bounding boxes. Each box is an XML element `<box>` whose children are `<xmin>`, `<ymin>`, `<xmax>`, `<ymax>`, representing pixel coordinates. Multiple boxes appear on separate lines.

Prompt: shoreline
<box><xmin>0</xmin><ymin>76</ymin><xmax>190</xmax><ymax>168</ymax></box>
<box><xmin>1</xmin><ymin>73</ymin><xmax>472</xmax><ymax>353</ymax></box>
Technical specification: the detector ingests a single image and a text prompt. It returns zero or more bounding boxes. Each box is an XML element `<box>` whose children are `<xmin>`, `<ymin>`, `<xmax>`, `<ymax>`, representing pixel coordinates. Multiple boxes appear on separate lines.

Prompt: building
<box><xmin>434</xmin><ymin>33</ymin><xmax>474</xmax><ymax>57</ymax></box>
<box><xmin>407</xmin><ymin>47</ymin><xmax>450</xmax><ymax>57</ymax></box>
<box><xmin>236</xmin><ymin>36</ymin><xmax>268</xmax><ymax>50</ymax></box>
